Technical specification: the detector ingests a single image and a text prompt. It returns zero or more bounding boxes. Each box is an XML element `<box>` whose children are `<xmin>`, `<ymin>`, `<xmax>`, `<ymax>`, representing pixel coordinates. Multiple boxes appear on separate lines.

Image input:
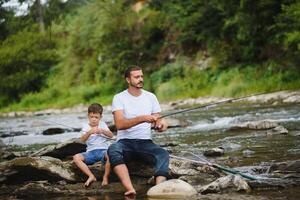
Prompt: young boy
<box><xmin>73</xmin><ymin>103</ymin><xmax>113</xmax><ymax>187</ymax></box>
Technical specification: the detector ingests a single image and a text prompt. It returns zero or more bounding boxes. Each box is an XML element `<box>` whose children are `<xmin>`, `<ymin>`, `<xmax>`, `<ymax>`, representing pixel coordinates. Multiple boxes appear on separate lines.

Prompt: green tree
<box><xmin>0</xmin><ymin>29</ymin><xmax>58</xmax><ymax>107</ymax></box>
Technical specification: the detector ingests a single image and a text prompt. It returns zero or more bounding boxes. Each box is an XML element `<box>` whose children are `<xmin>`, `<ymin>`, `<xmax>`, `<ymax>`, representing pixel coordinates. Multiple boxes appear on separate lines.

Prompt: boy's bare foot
<box><xmin>124</xmin><ymin>189</ymin><xmax>136</xmax><ymax>196</ymax></box>
<box><xmin>84</xmin><ymin>176</ymin><xmax>96</xmax><ymax>187</ymax></box>
<box><xmin>101</xmin><ymin>178</ymin><xmax>109</xmax><ymax>186</ymax></box>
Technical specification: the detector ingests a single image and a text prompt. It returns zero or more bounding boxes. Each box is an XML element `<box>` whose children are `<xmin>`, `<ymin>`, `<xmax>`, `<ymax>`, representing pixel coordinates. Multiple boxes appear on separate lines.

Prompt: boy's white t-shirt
<box><xmin>112</xmin><ymin>89</ymin><xmax>161</xmax><ymax>140</ymax></box>
<box><xmin>81</xmin><ymin>121</ymin><xmax>110</xmax><ymax>152</ymax></box>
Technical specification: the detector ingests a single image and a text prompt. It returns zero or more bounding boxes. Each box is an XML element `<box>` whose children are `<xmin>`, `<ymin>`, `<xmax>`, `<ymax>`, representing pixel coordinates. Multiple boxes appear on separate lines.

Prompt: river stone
<box><xmin>204</xmin><ymin>147</ymin><xmax>225</xmax><ymax>157</ymax></box>
<box><xmin>199</xmin><ymin>175</ymin><xmax>250</xmax><ymax>194</ymax></box>
<box><xmin>147</xmin><ymin>179</ymin><xmax>197</xmax><ymax>198</ymax></box>
<box><xmin>266</xmin><ymin>126</ymin><xmax>288</xmax><ymax>135</ymax></box>
<box><xmin>0</xmin><ymin>156</ymin><xmax>76</xmax><ymax>183</ymax></box>
<box><xmin>42</xmin><ymin>127</ymin><xmax>68</xmax><ymax>135</ymax></box>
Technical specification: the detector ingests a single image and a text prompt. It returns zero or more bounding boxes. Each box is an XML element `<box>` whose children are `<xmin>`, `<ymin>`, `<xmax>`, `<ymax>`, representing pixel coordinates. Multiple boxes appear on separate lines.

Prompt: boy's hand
<box><xmin>89</xmin><ymin>127</ymin><xmax>99</xmax><ymax>134</ymax></box>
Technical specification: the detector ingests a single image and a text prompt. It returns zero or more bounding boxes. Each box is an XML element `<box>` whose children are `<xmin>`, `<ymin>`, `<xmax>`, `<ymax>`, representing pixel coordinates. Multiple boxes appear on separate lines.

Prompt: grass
<box><xmin>1</xmin><ymin>62</ymin><xmax>300</xmax><ymax>113</ymax></box>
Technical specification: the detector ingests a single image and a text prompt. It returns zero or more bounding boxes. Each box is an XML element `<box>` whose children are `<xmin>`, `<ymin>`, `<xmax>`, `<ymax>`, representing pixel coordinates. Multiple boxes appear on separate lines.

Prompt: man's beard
<box><xmin>130</xmin><ymin>81</ymin><xmax>143</xmax><ymax>88</ymax></box>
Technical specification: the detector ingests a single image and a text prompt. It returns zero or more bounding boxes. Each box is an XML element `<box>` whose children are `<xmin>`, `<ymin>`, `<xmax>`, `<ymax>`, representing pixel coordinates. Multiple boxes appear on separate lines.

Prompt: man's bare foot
<box><xmin>124</xmin><ymin>189</ymin><xmax>136</xmax><ymax>196</ymax></box>
<box><xmin>101</xmin><ymin>178</ymin><xmax>109</xmax><ymax>186</ymax></box>
<box><xmin>84</xmin><ymin>176</ymin><xmax>96</xmax><ymax>187</ymax></box>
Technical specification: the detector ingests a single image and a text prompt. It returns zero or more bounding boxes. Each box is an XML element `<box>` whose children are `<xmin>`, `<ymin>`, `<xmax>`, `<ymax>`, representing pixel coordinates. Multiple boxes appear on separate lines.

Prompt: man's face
<box><xmin>88</xmin><ymin>112</ymin><xmax>101</xmax><ymax>127</ymax></box>
<box><xmin>127</xmin><ymin>70</ymin><xmax>144</xmax><ymax>89</ymax></box>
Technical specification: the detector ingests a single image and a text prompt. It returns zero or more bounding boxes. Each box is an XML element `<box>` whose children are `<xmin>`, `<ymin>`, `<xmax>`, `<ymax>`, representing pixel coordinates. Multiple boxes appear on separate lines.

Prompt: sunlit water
<box><xmin>1</xmin><ymin>103</ymin><xmax>300</xmax><ymax>199</ymax></box>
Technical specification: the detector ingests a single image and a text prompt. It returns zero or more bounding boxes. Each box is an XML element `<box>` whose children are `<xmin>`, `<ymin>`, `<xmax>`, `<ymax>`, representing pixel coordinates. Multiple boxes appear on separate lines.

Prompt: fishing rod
<box><xmin>170</xmin><ymin>154</ymin><xmax>258</xmax><ymax>180</ymax></box>
<box><xmin>160</xmin><ymin>91</ymin><xmax>278</xmax><ymax>118</ymax></box>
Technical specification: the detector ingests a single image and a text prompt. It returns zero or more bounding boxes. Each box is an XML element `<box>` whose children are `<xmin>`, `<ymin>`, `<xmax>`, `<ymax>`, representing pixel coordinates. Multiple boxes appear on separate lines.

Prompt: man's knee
<box><xmin>157</xmin><ymin>148</ymin><xmax>169</xmax><ymax>161</ymax></box>
<box><xmin>108</xmin><ymin>143</ymin><xmax>125</xmax><ymax>168</ymax></box>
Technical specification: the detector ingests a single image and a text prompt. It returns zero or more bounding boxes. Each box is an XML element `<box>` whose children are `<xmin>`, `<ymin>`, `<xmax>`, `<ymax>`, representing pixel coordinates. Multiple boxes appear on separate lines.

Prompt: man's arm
<box><xmin>113</xmin><ymin>110</ymin><xmax>158</xmax><ymax>130</ymax></box>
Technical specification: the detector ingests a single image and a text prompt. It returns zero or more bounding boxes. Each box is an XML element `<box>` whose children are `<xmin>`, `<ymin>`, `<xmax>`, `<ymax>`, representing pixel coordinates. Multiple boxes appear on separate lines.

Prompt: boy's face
<box><xmin>88</xmin><ymin>112</ymin><xmax>102</xmax><ymax>127</ymax></box>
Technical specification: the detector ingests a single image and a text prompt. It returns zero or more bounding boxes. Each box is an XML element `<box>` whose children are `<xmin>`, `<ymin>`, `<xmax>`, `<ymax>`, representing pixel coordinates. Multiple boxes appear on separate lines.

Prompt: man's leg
<box><xmin>114</xmin><ymin>164</ymin><xmax>136</xmax><ymax>195</ymax></box>
<box><xmin>108</xmin><ymin>141</ymin><xmax>136</xmax><ymax>195</ymax></box>
<box><xmin>137</xmin><ymin>140</ymin><xmax>170</xmax><ymax>185</ymax></box>
<box><xmin>73</xmin><ymin>153</ymin><xmax>96</xmax><ymax>187</ymax></box>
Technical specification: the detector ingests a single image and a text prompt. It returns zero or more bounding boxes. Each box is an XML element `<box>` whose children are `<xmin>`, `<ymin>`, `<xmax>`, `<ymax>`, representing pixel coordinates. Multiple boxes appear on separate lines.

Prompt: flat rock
<box><xmin>147</xmin><ymin>179</ymin><xmax>197</xmax><ymax>198</ymax></box>
<box><xmin>30</xmin><ymin>138</ymin><xmax>86</xmax><ymax>159</ymax></box>
<box><xmin>0</xmin><ymin>156</ymin><xmax>77</xmax><ymax>183</ymax></box>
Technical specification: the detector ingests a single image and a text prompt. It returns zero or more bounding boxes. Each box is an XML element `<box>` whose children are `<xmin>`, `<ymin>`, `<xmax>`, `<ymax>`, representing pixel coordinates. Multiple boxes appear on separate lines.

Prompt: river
<box><xmin>1</xmin><ymin>103</ymin><xmax>300</xmax><ymax>199</ymax></box>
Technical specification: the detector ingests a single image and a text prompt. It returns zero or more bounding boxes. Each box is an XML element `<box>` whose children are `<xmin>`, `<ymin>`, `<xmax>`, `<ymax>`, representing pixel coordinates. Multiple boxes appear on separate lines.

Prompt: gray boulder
<box><xmin>198</xmin><ymin>175</ymin><xmax>250</xmax><ymax>194</ymax></box>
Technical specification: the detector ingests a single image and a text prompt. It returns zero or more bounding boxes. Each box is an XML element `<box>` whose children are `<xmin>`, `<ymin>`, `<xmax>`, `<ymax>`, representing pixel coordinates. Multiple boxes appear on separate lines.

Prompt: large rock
<box><xmin>30</xmin><ymin>138</ymin><xmax>86</xmax><ymax>159</ymax></box>
<box><xmin>147</xmin><ymin>179</ymin><xmax>197</xmax><ymax>198</ymax></box>
<box><xmin>0</xmin><ymin>156</ymin><xmax>77</xmax><ymax>183</ymax></box>
<box><xmin>198</xmin><ymin>175</ymin><xmax>250</xmax><ymax>194</ymax></box>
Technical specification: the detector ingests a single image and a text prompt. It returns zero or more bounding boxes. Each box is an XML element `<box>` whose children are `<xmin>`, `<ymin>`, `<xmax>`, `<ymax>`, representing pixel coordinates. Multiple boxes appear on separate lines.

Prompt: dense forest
<box><xmin>0</xmin><ymin>0</ymin><xmax>299</xmax><ymax>111</ymax></box>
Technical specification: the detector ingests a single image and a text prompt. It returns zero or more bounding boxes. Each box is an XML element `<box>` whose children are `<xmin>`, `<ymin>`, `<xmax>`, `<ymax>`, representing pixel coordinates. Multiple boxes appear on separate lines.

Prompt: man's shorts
<box><xmin>81</xmin><ymin>149</ymin><xmax>106</xmax><ymax>165</ymax></box>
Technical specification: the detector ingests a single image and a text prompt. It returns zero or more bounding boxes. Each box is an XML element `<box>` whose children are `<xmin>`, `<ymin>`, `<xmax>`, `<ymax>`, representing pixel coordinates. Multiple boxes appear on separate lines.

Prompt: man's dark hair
<box><xmin>124</xmin><ymin>65</ymin><xmax>142</xmax><ymax>78</ymax></box>
<box><xmin>88</xmin><ymin>103</ymin><xmax>103</xmax><ymax>114</ymax></box>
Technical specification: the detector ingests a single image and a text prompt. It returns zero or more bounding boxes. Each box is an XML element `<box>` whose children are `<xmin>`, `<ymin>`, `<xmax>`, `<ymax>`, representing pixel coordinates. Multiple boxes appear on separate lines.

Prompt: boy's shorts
<box><xmin>81</xmin><ymin>149</ymin><xmax>107</xmax><ymax>165</ymax></box>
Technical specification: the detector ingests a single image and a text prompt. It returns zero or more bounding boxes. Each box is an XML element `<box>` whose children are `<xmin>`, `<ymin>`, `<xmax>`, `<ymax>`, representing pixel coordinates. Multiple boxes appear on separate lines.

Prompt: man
<box><xmin>108</xmin><ymin>66</ymin><xmax>169</xmax><ymax>196</ymax></box>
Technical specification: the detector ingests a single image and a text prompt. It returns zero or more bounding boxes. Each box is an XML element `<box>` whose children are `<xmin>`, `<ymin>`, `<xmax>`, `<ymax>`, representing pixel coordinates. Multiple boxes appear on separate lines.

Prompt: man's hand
<box><xmin>154</xmin><ymin>118</ymin><xmax>168</xmax><ymax>132</ymax></box>
<box><xmin>141</xmin><ymin>115</ymin><xmax>159</xmax><ymax>123</ymax></box>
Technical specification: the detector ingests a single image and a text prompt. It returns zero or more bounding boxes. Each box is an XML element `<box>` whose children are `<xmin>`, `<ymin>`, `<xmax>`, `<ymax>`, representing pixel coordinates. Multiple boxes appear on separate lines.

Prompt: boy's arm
<box><xmin>80</xmin><ymin>128</ymin><xmax>95</xmax><ymax>142</ymax></box>
<box><xmin>99</xmin><ymin>128</ymin><xmax>114</xmax><ymax>138</ymax></box>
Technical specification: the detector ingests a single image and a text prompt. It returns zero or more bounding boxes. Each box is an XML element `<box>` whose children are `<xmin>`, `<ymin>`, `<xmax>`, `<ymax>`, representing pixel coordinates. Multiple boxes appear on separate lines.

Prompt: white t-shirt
<box><xmin>81</xmin><ymin>121</ymin><xmax>110</xmax><ymax>152</ymax></box>
<box><xmin>112</xmin><ymin>89</ymin><xmax>161</xmax><ymax>140</ymax></box>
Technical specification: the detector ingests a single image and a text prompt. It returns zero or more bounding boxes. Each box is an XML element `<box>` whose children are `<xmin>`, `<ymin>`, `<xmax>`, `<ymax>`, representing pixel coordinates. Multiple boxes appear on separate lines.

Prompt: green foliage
<box><xmin>0</xmin><ymin>28</ymin><xmax>58</xmax><ymax>107</ymax></box>
<box><xmin>1</xmin><ymin>0</ymin><xmax>300</xmax><ymax>111</ymax></box>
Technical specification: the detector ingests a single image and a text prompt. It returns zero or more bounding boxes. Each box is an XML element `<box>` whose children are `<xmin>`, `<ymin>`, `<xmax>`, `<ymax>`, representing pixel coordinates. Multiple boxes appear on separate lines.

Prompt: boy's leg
<box><xmin>102</xmin><ymin>153</ymin><xmax>110</xmax><ymax>186</ymax></box>
<box><xmin>73</xmin><ymin>153</ymin><xmax>96</xmax><ymax>187</ymax></box>
<box><xmin>108</xmin><ymin>141</ymin><xmax>136</xmax><ymax>195</ymax></box>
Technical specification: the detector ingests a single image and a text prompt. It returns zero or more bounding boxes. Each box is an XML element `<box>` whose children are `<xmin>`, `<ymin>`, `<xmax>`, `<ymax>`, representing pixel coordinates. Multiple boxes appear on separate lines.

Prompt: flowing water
<box><xmin>1</xmin><ymin>103</ymin><xmax>300</xmax><ymax>199</ymax></box>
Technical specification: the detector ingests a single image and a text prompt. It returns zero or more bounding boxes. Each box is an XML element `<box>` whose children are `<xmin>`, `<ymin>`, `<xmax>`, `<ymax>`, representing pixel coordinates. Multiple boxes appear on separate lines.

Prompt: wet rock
<box><xmin>269</xmin><ymin>160</ymin><xmax>300</xmax><ymax>173</ymax></box>
<box><xmin>198</xmin><ymin>175</ymin><xmax>250</xmax><ymax>194</ymax></box>
<box><xmin>266</xmin><ymin>126</ymin><xmax>288</xmax><ymax>135</ymax></box>
<box><xmin>30</xmin><ymin>138</ymin><xmax>86</xmax><ymax>159</ymax></box>
<box><xmin>147</xmin><ymin>179</ymin><xmax>197</xmax><ymax>198</ymax></box>
<box><xmin>42</xmin><ymin>128</ymin><xmax>68</xmax><ymax>135</ymax></box>
<box><xmin>0</xmin><ymin>131</ymin><xmax>28</xmax><ymax>138</ymax></box>
<box><xmin>231</xmin><ymin>120</ymin><xmax>279</xmax><ymax>130</ymax></box>
<box><xmin>242</xmin><ymin>149</ymin><xmax>255</xmax><ymax>156</ymax></box>
<box><xmin>0</xmin><ymin>156</ymin><xmax>77</xmax><ymax>184</ymax></box>
<box><xmin>248</xmin><ymin>177</ymin><xmax>300</xmax><ymax>189</ymax></box>
<box><xmin>204</xmin><ymin>147</ymin><xmax>225</xmax><ymax>157</ymax></box>
<box><xmin>1</xmin><ymin>151</ymin><xmax>33</xmax><ymax>160</ymax></box>
<box><xmin>15</xmin><ymin>181</ymin><xmax>64</xmax><ymax>198</ymax></box>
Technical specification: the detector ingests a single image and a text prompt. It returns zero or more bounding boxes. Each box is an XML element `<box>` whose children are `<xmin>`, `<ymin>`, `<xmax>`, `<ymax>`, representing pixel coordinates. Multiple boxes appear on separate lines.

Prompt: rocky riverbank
<box><xmin>1</xmin><ymin>90</ymin><xmax>299</xmax><ymax>118</ymax></box>
<box><xmin>0</xmin><ymin>138</ymin><xmax>300</xmax><ymax>199</ymax></box>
